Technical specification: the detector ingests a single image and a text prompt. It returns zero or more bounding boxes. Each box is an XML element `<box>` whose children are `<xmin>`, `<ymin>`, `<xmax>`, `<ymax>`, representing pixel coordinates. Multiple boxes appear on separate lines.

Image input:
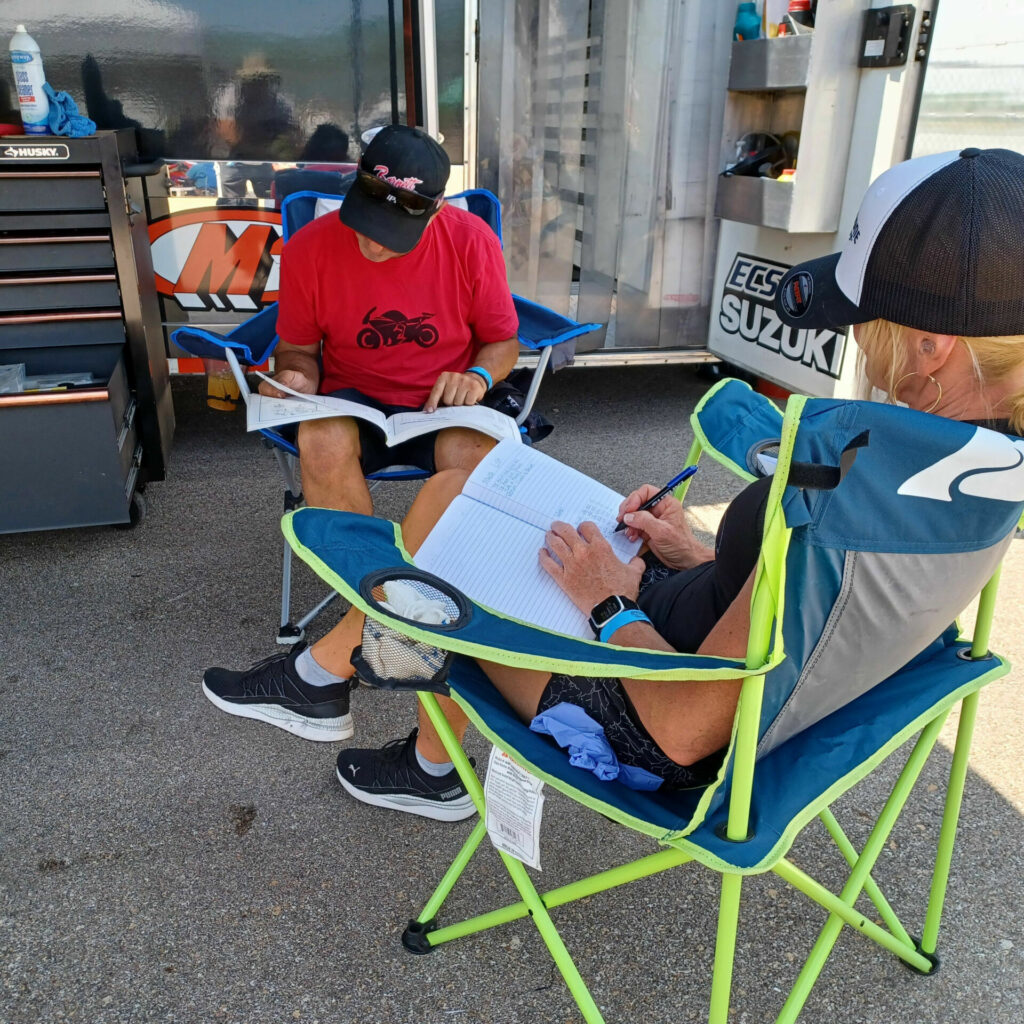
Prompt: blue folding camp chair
<box><xmin>172</xmin><ymin>188</ymin><xmax>600</xmax><ymax>643</ymax></box>
<box><xmin>280</xmin><ymin>377</ymin><xmax>1024</xmax><ymax>1023</ymax></box>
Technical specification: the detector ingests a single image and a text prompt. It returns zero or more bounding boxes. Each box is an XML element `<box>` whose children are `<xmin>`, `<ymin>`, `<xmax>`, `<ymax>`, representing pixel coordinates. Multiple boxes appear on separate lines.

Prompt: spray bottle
<box><xmin>9</xmin><ymin>25</ymin><xmax>49</xmax><ymax>135</ymax></box>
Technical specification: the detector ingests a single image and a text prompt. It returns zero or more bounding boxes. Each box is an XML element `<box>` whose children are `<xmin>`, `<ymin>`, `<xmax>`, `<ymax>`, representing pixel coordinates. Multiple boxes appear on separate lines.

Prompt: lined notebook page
<box><xmin>464</xmin><ymin>440</ymin><xmax>639</xmax><ymax>560</ymax></box>
<box><xmin>413</xmin><ymin>441</ymin><xmax>641</xmax><ymax>636</ymax></box>
<box><xmin>414</xmin><ymin>496</ymin><xmax>590</xmax><ymax>636</ymax></box>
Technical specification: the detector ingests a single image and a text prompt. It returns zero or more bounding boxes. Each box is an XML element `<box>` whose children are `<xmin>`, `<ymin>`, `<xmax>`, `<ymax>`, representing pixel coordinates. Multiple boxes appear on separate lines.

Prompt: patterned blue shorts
<box><xmin>537</xmin><ymin>551</ymin><xmax>723</xmax><ymax>790</ymax></box>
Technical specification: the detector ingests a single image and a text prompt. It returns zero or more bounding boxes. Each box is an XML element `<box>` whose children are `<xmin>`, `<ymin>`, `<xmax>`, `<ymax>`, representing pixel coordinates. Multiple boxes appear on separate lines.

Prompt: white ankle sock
<box><xmin>415</xmin><ymin>746</ymin><xmax>454</xmax><ymax>777</ymax></box>
<box><xmin>295</xmin><ymin>647</ymin><xmax>348</xmax><ymax>687</ymax></box>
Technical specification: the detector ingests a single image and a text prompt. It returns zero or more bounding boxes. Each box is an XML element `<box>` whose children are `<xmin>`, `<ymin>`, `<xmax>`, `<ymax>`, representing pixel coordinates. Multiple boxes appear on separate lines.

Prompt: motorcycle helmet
<box><xmin>722</xmin><ymin>132</ymin><xmax>788</xmax><ymax>179</ymax></box>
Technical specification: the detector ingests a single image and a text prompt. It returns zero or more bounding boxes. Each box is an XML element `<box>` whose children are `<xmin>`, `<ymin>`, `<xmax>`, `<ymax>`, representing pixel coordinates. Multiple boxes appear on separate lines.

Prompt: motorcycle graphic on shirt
<box><xmin>356</xmin><ymin>306</ymin><xmax>439</xmax><ymax>349</ymax></box>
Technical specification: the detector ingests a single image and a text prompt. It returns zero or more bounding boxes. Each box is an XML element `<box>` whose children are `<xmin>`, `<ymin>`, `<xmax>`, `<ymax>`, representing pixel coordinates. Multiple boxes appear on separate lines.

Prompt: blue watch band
<box><xmin>598</xmin><ymin>608</ymin><xmax>651</xmax><ymax>644</ymax></box>
<box><xmin>466</xmin><ymin>365</ymin><xmax>493</xmax><ymax>390</ymax></box>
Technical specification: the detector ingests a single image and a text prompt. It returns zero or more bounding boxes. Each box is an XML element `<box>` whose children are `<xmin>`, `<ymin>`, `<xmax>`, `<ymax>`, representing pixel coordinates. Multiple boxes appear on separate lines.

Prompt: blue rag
<box><xmin>43</xmin><ymin>83</ymin><xmax>96</xmax><ymax>137</ymax></box>
<box><xmin>530</xmin><ymin>703</ymin><xmax>663</xmax><ymax>791</ymax></box>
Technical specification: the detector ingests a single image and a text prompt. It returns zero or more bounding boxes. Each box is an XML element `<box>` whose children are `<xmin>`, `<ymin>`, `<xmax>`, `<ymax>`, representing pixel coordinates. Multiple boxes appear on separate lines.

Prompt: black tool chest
<box><xmin>0</xmin><ymin>130</ymin><xmax>174</xmax><ymax>532</ymax></box>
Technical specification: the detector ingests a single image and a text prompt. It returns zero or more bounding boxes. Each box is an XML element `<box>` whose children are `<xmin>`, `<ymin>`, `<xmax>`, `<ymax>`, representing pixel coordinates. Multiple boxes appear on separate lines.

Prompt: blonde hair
<box><xmin>855</xmin><ymin>318</ymin><xmax>1024</xmax><ymax>433</ymax></box>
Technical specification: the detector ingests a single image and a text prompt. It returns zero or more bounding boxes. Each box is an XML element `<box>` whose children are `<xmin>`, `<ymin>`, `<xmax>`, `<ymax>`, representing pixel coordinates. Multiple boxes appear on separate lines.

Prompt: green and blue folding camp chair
<box><xmin>281</xmin><ymin>378</ymin><xmax>1023</xmax><ymax>1022</ymax></box>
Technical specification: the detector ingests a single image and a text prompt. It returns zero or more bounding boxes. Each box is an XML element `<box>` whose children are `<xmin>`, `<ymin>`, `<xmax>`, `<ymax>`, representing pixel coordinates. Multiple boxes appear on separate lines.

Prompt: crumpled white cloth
<box><xmin>378</xmin><ymin>580</ymin><xmax>451</xmax><ymax>624</ymax></box>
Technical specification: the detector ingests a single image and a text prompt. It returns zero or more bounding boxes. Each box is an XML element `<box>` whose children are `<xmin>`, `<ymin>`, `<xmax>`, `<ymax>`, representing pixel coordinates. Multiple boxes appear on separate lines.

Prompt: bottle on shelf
<box><xmin>734</xmin><ymin>2</ymin><xmax>762</xmax><ymax>42</ymax></box>
<box><xmin>203</xmin><ymin>358</ymin><xmax>241</xmax><ymax>412</ymax></box>
<box><xmin>9</xmin><ymin>25</ymin><xmax>49</xmax><ymax>135</ymax></box>
<box><xmin>779</xmin><ymin>0</ymin><xmax>815</xmax><ymax>35</ymax></box>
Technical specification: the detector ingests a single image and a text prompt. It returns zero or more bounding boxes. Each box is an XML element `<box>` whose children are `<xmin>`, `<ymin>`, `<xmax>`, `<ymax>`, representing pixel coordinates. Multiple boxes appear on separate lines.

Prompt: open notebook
<box><xmin>414</xmin><ymin>439</ymin><xmax>642</xmax><ymax>636</ymax></box>
<box><xmin>243</xmin><ymin>371</ymin><xmax>521</xmax><ymax>445</ymax></box>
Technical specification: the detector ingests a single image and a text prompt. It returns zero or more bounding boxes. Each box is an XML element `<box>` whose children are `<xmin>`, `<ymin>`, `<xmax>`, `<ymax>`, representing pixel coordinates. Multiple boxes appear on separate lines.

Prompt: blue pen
<box><xmin>613</xmin><ymin>465</ymin><xmax>698</xmax><ymax>532</ymax></box>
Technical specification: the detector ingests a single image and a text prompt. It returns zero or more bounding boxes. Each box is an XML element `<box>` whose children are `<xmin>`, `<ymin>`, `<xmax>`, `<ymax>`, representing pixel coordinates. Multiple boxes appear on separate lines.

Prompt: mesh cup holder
<box><xmin>351</xmin><ymin>568</ymin><xmax>471</xmax><ymax>696</ymax></box>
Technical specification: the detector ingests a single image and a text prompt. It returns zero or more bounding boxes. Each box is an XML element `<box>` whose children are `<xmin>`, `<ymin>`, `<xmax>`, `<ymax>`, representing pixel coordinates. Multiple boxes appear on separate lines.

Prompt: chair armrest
<box><xmin>170</xmin><ymin>303</ymin><xmax>280</xmax><ymax>366</ymax></box>
<box><xmin>512</xmin><ymin>293</ymin><xmax>602</xmax><ymax>351</ymax></box>
<box><xmin>691</xmin><ymin>378</ymin><xmax>785</xmax><ymax>481</ymax></box>
<box><xmin>285</xmin><ymin>508</ymin><xmax>755</xmax><ymax>683</ymax></box>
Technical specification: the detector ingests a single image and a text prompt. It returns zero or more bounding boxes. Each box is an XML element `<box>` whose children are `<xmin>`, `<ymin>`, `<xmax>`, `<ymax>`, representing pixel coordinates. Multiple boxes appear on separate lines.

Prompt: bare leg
<box><xmin>310</xmin><ymin>469</ymin><xmax>472</xmax><ymax>754</ymax></box>
<box><xmin>309</xmin><ymin>426</ymin><xmax>494</xmax><ymax>675</ymax></box>
<box><xmin>298</xmin><ymin>416</ymin><xmax>373</xmax><ymax>514</ymax></box>
<box><xmin>434</xmin><ymin>426</ymin><xmax>497</xmax><ymax>473</ymax></box>
<box><xmin>621</xmin><ymin>570</ymin><xmax>754</xmax><ymax>767</ymax></box>
<box><xmin>476</xmin><ymin>662</ymin><xmax>552</xmax><ymax>723</ymax></box>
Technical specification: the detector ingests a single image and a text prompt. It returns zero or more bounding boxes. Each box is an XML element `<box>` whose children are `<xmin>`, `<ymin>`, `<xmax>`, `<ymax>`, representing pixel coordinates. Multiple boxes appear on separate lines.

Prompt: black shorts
<box><xmin>321</xmin><ymin>387</ymin><xmax>437</xmax><ymax>476</ymax></box>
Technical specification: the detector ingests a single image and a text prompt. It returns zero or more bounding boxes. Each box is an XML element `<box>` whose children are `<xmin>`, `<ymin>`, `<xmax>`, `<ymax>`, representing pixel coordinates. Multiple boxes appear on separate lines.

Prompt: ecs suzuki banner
<box><xmin>709</xmin><ymin>251</ymin><xmax>852</xmax><ymax>398</ymax></box>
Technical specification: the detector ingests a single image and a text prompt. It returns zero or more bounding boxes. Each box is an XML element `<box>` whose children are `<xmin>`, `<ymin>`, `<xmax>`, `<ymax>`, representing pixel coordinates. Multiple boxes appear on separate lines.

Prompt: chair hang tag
<box><xmin>484</xmin><ymin>746</ymin><xmax>545</xmax><ymax>870</ymax></box>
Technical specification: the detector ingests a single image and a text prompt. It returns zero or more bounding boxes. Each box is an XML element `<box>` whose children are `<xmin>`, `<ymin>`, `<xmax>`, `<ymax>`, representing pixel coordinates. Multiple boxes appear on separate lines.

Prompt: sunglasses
<box><xmin>356</xmin><ymin>169</ymin><xmax>443</xmax><ymax>216</ymax></box>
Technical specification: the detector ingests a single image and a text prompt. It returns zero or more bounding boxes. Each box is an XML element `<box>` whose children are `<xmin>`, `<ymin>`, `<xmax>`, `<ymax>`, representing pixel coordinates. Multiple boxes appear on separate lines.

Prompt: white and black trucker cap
<box><xmin>775</xmin><ymin>148</ymin><xmax>1024</xmax><ymax>337</ymax></box>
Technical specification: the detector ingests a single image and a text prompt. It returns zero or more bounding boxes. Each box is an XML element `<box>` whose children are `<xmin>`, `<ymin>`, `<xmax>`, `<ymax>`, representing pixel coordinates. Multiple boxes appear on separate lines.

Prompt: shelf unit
<box><xmin>0</xmin><ymin>130</ymin><xmax>174</xmax><ymax>532</ymax></box>
<box><xmin>715</xmin><ymin>1</ymin><xmax>867</xmax><ymax>234</ymax></box>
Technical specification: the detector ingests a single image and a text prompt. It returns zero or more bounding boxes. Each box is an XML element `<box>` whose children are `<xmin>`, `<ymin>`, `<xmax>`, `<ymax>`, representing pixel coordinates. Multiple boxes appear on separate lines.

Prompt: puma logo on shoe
<box><xmin>348</xmin><ymin>764</ymin><xmax>360</xmax><ymax>778</ymax></box>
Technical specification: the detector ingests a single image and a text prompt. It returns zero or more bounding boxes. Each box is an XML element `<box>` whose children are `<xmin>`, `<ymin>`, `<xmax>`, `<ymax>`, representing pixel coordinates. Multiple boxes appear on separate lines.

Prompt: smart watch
<box><xmin>588</xmin><ymin>595</ymin><xmax>649</xmax><ymax>642</ymax></box>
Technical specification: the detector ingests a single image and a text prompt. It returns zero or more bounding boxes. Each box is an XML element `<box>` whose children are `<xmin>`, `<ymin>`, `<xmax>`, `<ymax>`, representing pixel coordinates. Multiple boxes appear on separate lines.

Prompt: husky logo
<box><xmin>148</xmin><ymin>208</ymin><xmax>283</xmax><ymax>312</ymax></box>
<box><xmin>718</xmin><ymin>253</ymin><xmax>847</xmax><ymax>379</ymax></box>
<box><xmin>898</xmin><ymin>429</ymin><xmax>1024</xmax><ymax>502</ymax></box>
<box><xmin>0</xmin><ymin>144</ymin><xmax>69</xmax><ymax>160</ymax></box>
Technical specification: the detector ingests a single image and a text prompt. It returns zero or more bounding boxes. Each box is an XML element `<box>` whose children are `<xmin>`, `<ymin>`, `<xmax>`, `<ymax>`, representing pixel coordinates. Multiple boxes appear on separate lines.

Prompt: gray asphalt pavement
<box><xmin>2</xmin><ymin>364</ymin><xmax>1023</xmax><ymax>1024</ymax></box>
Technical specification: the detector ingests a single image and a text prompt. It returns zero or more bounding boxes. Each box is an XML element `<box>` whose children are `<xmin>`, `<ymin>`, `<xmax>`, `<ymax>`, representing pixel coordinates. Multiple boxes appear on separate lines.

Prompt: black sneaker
<box><xmin>202</xmin><ymin>645</ymin><xmax>355</xmax><ymax>742</ymax></box>
<box><xmin>335</xmin><ymin>729</ymin><xmax>476</xmax><ymax>822</ymax></box>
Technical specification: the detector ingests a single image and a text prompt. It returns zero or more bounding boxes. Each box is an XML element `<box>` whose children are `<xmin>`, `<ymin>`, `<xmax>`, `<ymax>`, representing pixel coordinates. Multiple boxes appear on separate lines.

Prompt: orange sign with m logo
<box><xmin>149</xmin><ymin>209</ymin><xmax>283</xmax><ymax>313</ymax></box>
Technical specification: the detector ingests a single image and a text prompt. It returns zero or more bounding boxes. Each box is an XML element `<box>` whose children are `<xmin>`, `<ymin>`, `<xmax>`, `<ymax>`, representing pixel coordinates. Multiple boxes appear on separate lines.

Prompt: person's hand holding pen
<box><xmin>616</xmin><ymin>466</ymin><xmax>714</xmax><ymax>570</ymax></box>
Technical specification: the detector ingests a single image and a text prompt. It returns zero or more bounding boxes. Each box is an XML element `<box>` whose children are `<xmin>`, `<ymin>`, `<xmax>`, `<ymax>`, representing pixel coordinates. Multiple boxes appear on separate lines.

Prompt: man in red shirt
<box><xmin>260</xmin><ymin>123</ymin><xmax>520</xmax><ymax>513</ymax></box>
<box><xmin>202</xmin><ymin>126</ymin><xmax>518</xmax><ymax>758</ymax></box>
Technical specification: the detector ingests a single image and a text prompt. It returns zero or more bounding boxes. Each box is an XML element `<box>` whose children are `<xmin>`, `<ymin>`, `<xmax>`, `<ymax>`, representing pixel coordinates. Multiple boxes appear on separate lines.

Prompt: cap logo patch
<box><xmin>373</xmin><ymin>164</ymin><xmax>424</xmax><ymax>192</ymax></box>
<box><xmin>780</xmin><ymin>270</ymin><xmax>814</xmax><ymax>319</ymax></box>
<box><xmin>849</xmin><ymin>217</ymin><xmax>861</xmax><ymax>244</ymax></box>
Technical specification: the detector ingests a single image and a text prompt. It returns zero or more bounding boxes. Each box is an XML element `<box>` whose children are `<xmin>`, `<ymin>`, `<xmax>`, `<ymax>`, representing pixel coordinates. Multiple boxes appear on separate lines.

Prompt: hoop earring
<box><xmin>892</xmin><ymin>372</ymin><xmax>942</xmax><ymax>414</ymax></box>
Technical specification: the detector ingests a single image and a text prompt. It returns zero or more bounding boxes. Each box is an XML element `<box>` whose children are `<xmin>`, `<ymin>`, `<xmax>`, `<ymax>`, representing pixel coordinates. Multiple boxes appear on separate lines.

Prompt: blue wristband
<box><xmin>598</xmin><ymin>608</ymin><xmax>651</xmax><ymax>644</ymax></box>
<box><xmin>466</xmin><ymin>365</ymin><xmax>493</xmax><ymax>390</ymax></box>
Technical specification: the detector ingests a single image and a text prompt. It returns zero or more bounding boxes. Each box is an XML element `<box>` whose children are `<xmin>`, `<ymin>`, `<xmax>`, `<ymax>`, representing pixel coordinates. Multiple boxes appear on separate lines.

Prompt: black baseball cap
<box><xmin>775</xmin><ymin>148</ymin><xmax>1024</xmax><ymax>337</ymax></box>
<box><xmin>340</xmin><ymin>124</ymin><xmax>450</xmax><ymax>254</ymax></box>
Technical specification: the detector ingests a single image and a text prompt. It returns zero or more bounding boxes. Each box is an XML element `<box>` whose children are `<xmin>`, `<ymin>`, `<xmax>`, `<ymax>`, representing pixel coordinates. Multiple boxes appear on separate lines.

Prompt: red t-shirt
<box><xmin>276</xmin><ymin>204</ymin><xmax>519</xmax><ymax>405</ymax></box>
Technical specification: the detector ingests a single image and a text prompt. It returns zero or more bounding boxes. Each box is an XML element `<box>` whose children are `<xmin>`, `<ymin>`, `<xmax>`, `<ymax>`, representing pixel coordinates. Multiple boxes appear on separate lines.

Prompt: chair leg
<box><xmin>276</xmin><ymin>532</ymin><xmax>303</xmax><ymax>644</ymax></box>
<box><xmin>774</xmin><ymin>713</ymin><xmax>947</xmax><ymax>1023</ymax></box>
<box><xmin>423</xmin><ymin>848</ymin><xmax>692</xmax><ymax>949</ymax></box>
<box><xmin>499</xmin><ymin>850</ymin><xmax>607</xmax><ymax>1024</ymax></box>
<box><xmin>818</xmin><ymin>808</ymin><xmax>915</xmax><ymax>948</ymax></box>
<box><xmin>709</xmin><ymin>872</ymin><xmax>743</xmax><ymax>1024</ymax></box>
<box><xmin>405</xmin><ymin>818</ymin><xmax>490</xmax><ymax>949</ymax></box>
<box><xmin>920</xmin><ymin>689</ymin><xmax>980</xmax><ymax>956</ymax></box>
<box><xmin>413</xmin><ymin>692</ymin><xmax>605</xmax><ymax>1023</ymax></box>
<box><xmin>274</xmin><ymin>447</ymin><xmax>305</xmax><ymax>644</ymax></box>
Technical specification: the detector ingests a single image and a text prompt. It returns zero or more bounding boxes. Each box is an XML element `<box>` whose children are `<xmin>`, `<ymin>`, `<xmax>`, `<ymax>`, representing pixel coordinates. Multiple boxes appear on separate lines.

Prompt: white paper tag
<box><xmin>863</xmin><ymin>38</ymin><xmax>885</xmax><ymax>58</ymax></box>
<box><xmin>484</xmin><ymin>746</ymin><xmax>545</xmax><ymax>870</ymax></box>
